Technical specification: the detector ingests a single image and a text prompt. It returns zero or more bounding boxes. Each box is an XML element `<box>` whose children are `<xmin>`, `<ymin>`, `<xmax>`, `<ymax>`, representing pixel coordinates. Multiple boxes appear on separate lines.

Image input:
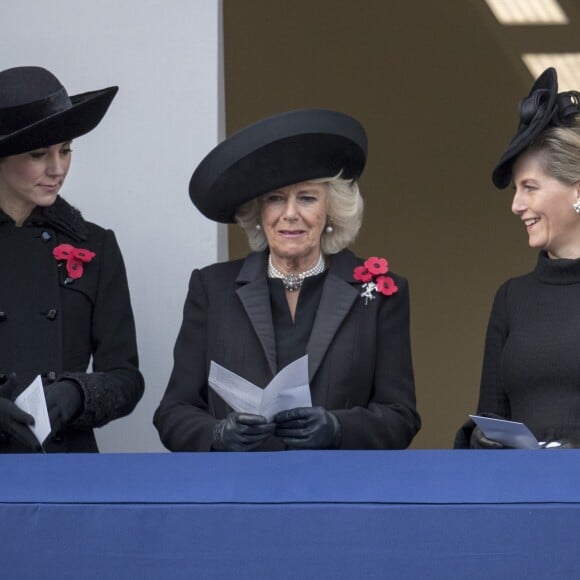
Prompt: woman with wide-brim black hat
<box><xmin>0</xmin><ymin>66</ymin><xmax>143</xmax><ymax>452</ymax></box>
<box><xmin>455</xmin><ymin>68</ymin><xmax>580</xmax><ymax>449</ymax></box>
<box><xmin>154</xmin><ymin>109</ymin><xmax>420</xmax><ymax>451</ymax></box>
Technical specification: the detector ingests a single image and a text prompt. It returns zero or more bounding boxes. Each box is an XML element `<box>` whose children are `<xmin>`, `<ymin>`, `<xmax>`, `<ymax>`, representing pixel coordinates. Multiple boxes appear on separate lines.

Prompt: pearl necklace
<box><xmin>268</xmin><ymin>254</ymin><xmax>326</xmax><ymax>291</ymax></box>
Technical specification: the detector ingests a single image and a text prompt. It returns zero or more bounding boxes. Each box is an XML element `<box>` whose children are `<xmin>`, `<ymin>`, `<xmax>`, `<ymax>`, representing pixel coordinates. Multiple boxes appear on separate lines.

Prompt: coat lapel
<box><xmin>235</xmin><ymin>249</ymin><xmax>361</xmax><ymax>380</ymax></box>
<box><xmin>235</xmin><ymin>252</ymin><xmax>278</xmax><ymax>376</ymax></box>
<box><xmin>307</xmin><ymin>250</ymin><xmax>359</xmax><ymax>380</ymax></box>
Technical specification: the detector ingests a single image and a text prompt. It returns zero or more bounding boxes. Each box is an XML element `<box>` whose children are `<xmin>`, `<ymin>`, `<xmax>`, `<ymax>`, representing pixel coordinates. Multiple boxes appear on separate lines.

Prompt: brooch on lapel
<box><xmin>53</xmin><ymin>243</ymin><xmax>95</xmax><ymax>284</ymax></box>
<box><xmin>353</xmin><ymin>256</ymin><xmax>398</xmax><ymax>305</ymax></box>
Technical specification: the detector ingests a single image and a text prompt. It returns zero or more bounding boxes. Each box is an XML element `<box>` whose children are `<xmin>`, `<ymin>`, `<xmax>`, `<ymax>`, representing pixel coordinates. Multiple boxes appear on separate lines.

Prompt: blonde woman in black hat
<box><xmin>455</xmin><ymin>68</ymin><xmax>580</xmax><ymax>449</ymax></box>
<box><xmin>0</xmin><ymin>66</ymin><xmax>143</xmax><ymax>452</ymax></box>
<box><xmin>154</xmin><ymin>109</ymin><xmax>420</xmax><ymax>451</ymax></box>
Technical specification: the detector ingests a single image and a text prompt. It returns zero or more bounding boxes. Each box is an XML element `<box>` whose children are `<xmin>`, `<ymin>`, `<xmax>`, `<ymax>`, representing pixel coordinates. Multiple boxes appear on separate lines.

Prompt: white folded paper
<box><xmin>209</xmin><ymin>355</ymin><xmax>312</xmax><ymax>421</ymax></box>
<box><xmin>469</xmin><ymin>414</ymin><xmax>540</xmax><ymax>449</ymax></box>
<box><xmin>14</xmin><ymin>375</ymin><xmax>51</xmax><ymax>445</ymax></box>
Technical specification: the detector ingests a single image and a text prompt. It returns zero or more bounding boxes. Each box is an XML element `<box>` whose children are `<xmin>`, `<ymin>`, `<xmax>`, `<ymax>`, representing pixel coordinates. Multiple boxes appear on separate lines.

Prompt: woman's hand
<box><xmin>470</xmin><ymin>425</ymin><xmax>505</xmax><ymax>449</ymax></box>
<box><xmin>212</xmin><ymin>412</ymin><xmax>275</xmax><ymax>451</ymax></box>
<box><xmin>274</xmin><ymin>406</ymin><xmax>341</xmax><ymax>449</ymax></box>
<box><xmin>0</xmin><ymin>398</ymin><xmax>40</xmax><ymax>449</ymax></box>
<box><xmin>45</xmin><ymin>380</ymin><xmax>83</xmax><ymax>439</ymax></box>
<box><xmin>0</xmin><ymin>374</ymin><xmax>40</xmax><ymax>450</ymax></box>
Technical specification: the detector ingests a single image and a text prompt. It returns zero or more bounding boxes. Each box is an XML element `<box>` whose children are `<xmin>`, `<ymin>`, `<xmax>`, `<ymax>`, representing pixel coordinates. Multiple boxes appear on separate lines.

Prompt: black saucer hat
<box><xmin>189</xmin><ymin>108</ymin><xmax>368</xmax><ymax>223</ymax></box>
<box><xmin>492</xmin><ymin>67</ymin><xmax>580</xmax><ymax>189</ymax></box>
<box><xmin>0</xmin><ymin>66</ymin><xmax>118</xmax><ymax>157</ymax></box>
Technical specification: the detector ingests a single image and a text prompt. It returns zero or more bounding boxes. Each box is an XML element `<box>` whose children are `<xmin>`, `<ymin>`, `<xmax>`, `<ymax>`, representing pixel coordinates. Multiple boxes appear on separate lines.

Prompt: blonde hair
<box><xmin>529</xmin><ymin>120</ymin><xmax>580</xmax><ymax>184</ymax></box>
<box><xmin>235</xmin><ymin>174</ymin><xmax>364</xmax><ymax>254</ymax></box>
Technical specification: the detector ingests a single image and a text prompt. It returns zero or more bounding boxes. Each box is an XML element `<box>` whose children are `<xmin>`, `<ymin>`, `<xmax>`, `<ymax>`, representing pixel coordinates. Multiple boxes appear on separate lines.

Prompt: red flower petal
<box><xmin>53</xmin><ymin>243</ymin><xmax>74</xmax><ymax>260</ymax></box>
<box><xmin>353</xmin><ymin>265</ymin><xmax>373</xmax><ymax>283</ymax></box>
<box><xmin>376</xmin><ymin>275</ymin><xmax>398</xmax><ymax>296</ymax></box>
<box><xmin>364</xmin><ymin>256</ymin><xmax>388</xmax><ymax>275</ymax></box>
<box><xmin>73</xmin><ymin>248</ymin><xmax>96</xmax><ymax>262</ymax></box>
<box><xmin>53</xmin><ymin>244</ymin><xmax>95</xmax><ymax>280</ymax></box>
<box><xmin>67</xmin><ymin>258</ymin><xmax>84</xmax><ymax>279</ymax></box>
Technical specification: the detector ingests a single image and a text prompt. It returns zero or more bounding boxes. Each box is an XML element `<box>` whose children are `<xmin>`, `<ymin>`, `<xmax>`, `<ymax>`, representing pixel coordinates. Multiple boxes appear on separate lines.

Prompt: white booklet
<box><xmin>208</xmin><ymin>355</ymin><xmax>312</xmax><ymax>421</ymax></box>
<box><xmin>470</xmin><ymin>414</ymin><xmax>540</xmax><ymax>449</ymax></box>
<box><xmin>14</xmin><ymin>375</ymin><xmax>51</xmax><ymax>446</ymax></box>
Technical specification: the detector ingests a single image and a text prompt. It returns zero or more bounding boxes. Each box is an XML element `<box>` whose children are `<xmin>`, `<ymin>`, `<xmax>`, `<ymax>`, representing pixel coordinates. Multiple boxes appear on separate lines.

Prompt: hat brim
<box><xmin>0</xmin><ymin>86</ymin><xmax>118</xmax><ymax>157</ymax></box>
<box><xmin>189</xmin><ymin>109</ymin><xmax>368</xmax><ymax>223</ymax></box>
<box><xmin>492</xmin><ymin>68</ymin><xmax>558</xmax><ymax>189</ymax></box>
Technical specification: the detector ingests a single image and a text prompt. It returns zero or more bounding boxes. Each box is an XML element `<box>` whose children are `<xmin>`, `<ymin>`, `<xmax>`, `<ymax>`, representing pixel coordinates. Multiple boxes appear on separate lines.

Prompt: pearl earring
<box><xmin>325</xmin><ymin>225</ymin><xmax>333</xmax><ymax>233</ymax></box>
<box><xmin>574</xmin><ymin>201</ymin><xmax>580</xmax><ymax>214</ymax></box>
<box><xmin>256</xmin><ymin>224</ymin><xmax>262</xmax><ymax>230</ymax></box>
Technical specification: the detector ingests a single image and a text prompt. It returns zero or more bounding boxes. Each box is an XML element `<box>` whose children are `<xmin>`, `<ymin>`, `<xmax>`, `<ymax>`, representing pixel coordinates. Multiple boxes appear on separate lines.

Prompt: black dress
<box><xmin>455</xmin><ymin>250</ymin><xmax>580</xmax><ymax>447</ymax></box>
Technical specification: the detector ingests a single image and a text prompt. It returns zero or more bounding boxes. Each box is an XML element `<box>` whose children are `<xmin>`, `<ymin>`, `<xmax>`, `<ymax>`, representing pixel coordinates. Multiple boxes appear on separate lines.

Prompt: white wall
<box><xmin>1</xmin><ymin>0</ymin><xmax>224</xmax><ymax>451</ymax></box>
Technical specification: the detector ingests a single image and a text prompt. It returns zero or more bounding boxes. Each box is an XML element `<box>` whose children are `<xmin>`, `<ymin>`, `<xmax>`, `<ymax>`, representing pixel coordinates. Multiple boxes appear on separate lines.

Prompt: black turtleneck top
<box><xmin>475</xmin><ymin>250</ymin><xmax>580</xmax><ymax>442</ymax></box>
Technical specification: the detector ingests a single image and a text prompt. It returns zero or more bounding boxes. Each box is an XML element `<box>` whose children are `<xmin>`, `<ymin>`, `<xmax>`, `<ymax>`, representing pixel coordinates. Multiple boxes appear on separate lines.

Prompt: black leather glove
<box><xmin>212</xmin><ymin>412</ymin><xmax>276</xmax><ymax>451</ymax></box>
<box><xmin>0</xmin><ymin>372</ymin><xmax>21</xmax><ymax>400</ymax></box>
<box><xmin>470</xmin><ymin>425</ymin><xmax>505</xmax><ymax>449</ymax></box>
<box><xmin>274</xmin><ymin>406</ymin><xmax>341</xmax><ymax>449</ymax></box>
<box><xmin>45</xmin><ymin>380</ymin><xmax>83</xmax><ymax>438</ymax></box>
<box><xmin>0</xmin><ymin>374</ymin><xmax>40</xmax><ymax>450</ymax></box>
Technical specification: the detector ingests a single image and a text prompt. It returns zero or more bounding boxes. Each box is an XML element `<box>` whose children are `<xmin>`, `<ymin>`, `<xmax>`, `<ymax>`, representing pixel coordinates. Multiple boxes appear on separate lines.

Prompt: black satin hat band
<box><xmin>0</xmin><ymin>88</ymin><xmax>71</xmax><ymax>136</ymax></box>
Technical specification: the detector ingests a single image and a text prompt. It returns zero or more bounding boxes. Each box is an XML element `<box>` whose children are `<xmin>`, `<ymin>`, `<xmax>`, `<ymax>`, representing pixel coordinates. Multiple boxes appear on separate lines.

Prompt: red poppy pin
<box><xmin>53</xmin><ymin>243</ymin><xmax>95</xmax><ymax>281</ymax></box>
<box><xmin>353</xmin><ymin>256</ymin><xmax>398</xmax><ymax>305</ymax></box>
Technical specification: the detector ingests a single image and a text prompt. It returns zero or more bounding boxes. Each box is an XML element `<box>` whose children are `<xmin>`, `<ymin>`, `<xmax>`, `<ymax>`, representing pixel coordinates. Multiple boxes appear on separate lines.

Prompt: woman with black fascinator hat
<box><xmin>455</xmin><ymin>67</ymin><xmax>580</xmax><ymax>449</ymax></box>
<box><xmin>154</xmin><ymin>109</ymin><xmax>420</xmax><ymax>451</ymax></box>
<box><xmin>0</xmin><ymin>66</ymin><xmax>143</xmax><ymax>452</ymax></box>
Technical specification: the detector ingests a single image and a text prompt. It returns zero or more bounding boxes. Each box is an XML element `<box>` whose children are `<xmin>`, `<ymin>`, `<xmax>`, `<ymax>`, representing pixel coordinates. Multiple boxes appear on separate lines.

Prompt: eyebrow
<box><xmin>296</xmin><ymin>186</ymin><xmax>322</xmax><ymax>193</ymax></box>
<box><xmin>515</xmin><ymin>174</ymin><xmax>538</xmax><ymax>185</ymax></box>
<box><xmin>269</xmin><ymin>187</ymin><xmax>320</xmax><ymax>195</ymax></box>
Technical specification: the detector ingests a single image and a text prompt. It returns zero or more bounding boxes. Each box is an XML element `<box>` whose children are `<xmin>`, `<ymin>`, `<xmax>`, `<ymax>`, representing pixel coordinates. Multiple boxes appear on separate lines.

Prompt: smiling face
<box><xmin>260</xmin><ymin>180</ymin><xmax>328</xmax><ymax>271</ymax></box>
<box><xmin>0</xmin><ymin>141</ymin><xmax>72</xmax><ymax>225</ymax></box>
<box><xmin>511</xmin><ymin>148</ymin><xmax>580</xmax><ymax>258</ymax></box>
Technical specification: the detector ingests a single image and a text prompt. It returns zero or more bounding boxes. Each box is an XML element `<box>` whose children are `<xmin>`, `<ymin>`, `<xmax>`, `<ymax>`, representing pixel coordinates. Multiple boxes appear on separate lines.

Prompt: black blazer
<box><xmin>154</xmin><ymin>249</ymin><xmax>420</xmax><ymax>450</ymax></box>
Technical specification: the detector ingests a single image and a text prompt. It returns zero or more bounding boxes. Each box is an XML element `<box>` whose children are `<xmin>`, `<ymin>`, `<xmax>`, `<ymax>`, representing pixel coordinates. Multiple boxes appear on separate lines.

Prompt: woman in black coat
<box><xmin>0</xmin><ymin>66</ymin><xmax>144</xmax><ymax>452</ymax></box>
<box><xmin>154</xmin><ymin>109</ymin><xmax>420</xmax><ymax>451</ymax></box>
<box><xmin>455</xmin><ymin>68</ymin><xmax>580</xmax><ymax>449</ymax></box>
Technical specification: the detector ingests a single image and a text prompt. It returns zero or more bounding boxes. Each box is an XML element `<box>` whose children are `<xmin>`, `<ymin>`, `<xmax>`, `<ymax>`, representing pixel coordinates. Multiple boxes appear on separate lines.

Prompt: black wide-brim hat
<box><xmin>189</xmin><ymin>108</ymin><xmax>368</xmax><ymax>223</ymax></box>
<box><xmin>0</xmin><ymin>66</ymin><xmax>118</xmax><ymax>157</ymax></box>
<box><xmin>492</xmin><ymin>67</ymin><xmax>580</xmax><ymax>188</ymax></box>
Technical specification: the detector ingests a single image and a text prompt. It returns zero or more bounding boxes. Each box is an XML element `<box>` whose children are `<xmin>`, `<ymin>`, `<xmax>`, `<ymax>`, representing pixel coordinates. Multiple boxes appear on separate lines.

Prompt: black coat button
<box><xmin>0</xmin><ymin>312</ymin><xmax>6</xmax><ymax>322</ymax></box>
<box><xmin>44</xmin><ymin>309</ymin><xmax>58</xmax><ymax>320</ymax></box>
<box><xmin>46</xmin><ymin>371</ymin><xmax>57</xmax><ymax>382</ymax></box>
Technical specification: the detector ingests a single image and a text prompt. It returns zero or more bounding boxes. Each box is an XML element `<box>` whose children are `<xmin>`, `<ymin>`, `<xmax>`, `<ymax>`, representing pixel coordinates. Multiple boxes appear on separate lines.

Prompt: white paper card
<box><xmin>14</xmin><ymin>375</ymin><xmax>51</xmax><ymax>445</ymax></box>
<box><xmin>209</xmin><ymin>355</ymin><xmax>312</xmax><ymax>421</ymax></box>
<box><xmin>470</xmin><ymin>414</ymin><xmax>540</xmax><ymax>449</ymax></box>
